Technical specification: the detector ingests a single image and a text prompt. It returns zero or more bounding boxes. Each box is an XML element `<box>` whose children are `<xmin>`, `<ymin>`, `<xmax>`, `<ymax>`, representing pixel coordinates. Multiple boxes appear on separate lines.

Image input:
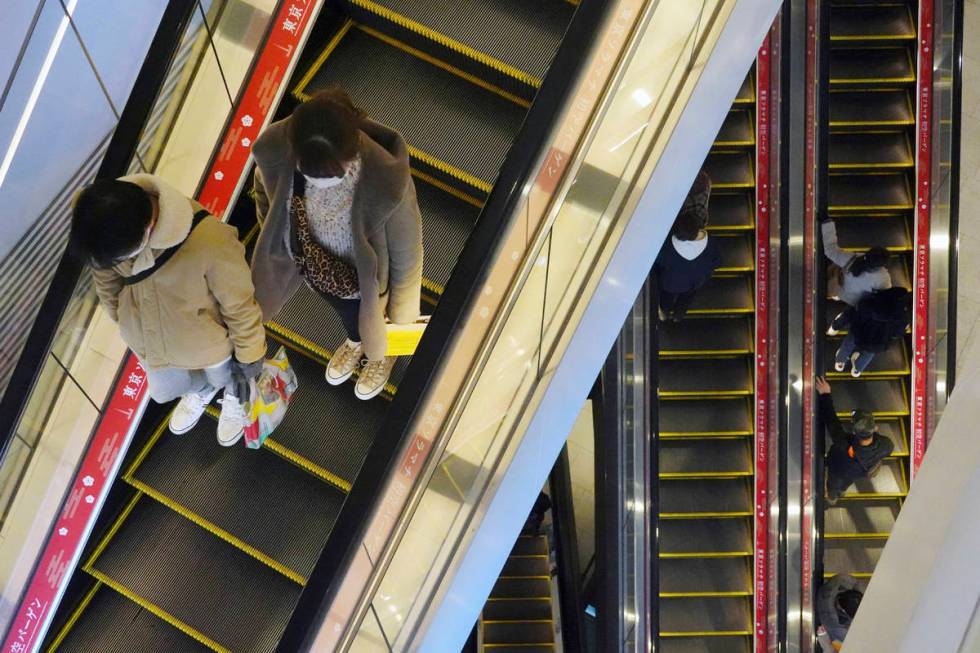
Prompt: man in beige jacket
<box><xmin>72</xmin><ymin>174</ymin><xmax>266</xmax><ymax>446</ymax></box>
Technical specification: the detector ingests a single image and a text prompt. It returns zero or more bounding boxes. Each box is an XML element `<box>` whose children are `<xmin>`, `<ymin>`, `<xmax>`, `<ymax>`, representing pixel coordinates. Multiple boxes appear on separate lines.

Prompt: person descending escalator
<box><xmin>816</xmin><ymin>573</ymin><xmax>863</xmax><ymax>652</ymax></box>
<box><xmin>832</xmin><ymin>287</ymin><xmax>911</xmax><ymax>378</ymax></box>
<box><xmin>71</xmin><ymin>175</ymin><xmax>267</xmax><ymax>446</ymax></box>
<box><xmin>815</xmin><ymin>376</ymin><xmax>894</xmax><ymax>504</ymax></box>
<box><xmin>654</xmin><ymin>171</ymin><xmax>720</xmax><ymax>322</ymax></box>
<box><xmin>250</xmin><ymin>86</ymin><xmax>423</xmax><ymax>401</ymax></box>
<box><xmin>821</xmin><ymin>215</ymin><xmax>892</xmax><ymax>335</ymax></box>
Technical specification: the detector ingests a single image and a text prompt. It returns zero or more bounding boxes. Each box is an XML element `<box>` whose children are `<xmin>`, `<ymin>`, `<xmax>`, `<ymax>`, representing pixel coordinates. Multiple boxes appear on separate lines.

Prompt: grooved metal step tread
<box><xmin>829</xmin><ymin>132</ymin><xmax>912</xmax><ymax>169</ymax></box>
<box><xmin>659</xmin><ymin>439</ymin><xmax>752</xmax><ymax>477</ymax></box>
<box><xmin>416</xmin><ymin>176</ymin><xmax>482</xmax><ymax>292</ymax></box>
<box><xmin>707</xmin><ymin>194</ymin><xmax>753</xmax><ymax>231</ymax></box>
<box><xmin>824</xmin><ymin>498</ymin><xmax>901</xmax><ymax>536</ymax></box>
<box><xmin>483</xmin><ymin>598</ymin><xmax>552</xmax><ymax>622</ymax></box>
<box><xmin>660</xmin><ymin>557</ymin><xmax>751</xmax><ymax>596</ymax></box>
<box><xmin>830</xmin><ymin>48</ymin><xmax>915</xmax><ymax>85</ymax></box>
<box><xmin>714</xmin><ymin>110</ymin><xmax>754</xmax><ymax>147</ymax></box>
<box><xmin>825</xmin><ymin>336</ymin><xmax>907</xmax><ymax>377</ymax></box>
<box><xmin>658</xmin><ymin>358</ymin><xmax>752</xmax><ymax>397</ymax></box>
<box><xmin>886</xmin><ymin>255</ymin><xmax>911</xmax><ymax>289</ymax></box>
<box><xmin>490</xmin><ymin>577</ymin><xmax>551</xmax><ymax>599</ymax></box>
<box><xmin>659</xmin><ymin>596</ymin><xmax>751</xmax><ymax>635</ymax></box>
<box><xmin>830</xmin><ymin>5</ymin><xmax>915</xmax><ymax>41</ymax></box>
<box><xmin>53</xmin><ymin>584</ymin><xmax>211</xmax><ymax>653</ymax></box>
<box><xmin>659</xmin><ymin>478</ymin><xmax>752</xmax><ymax>517</ymax></box>
<box><xmin>830</xmin><ymin>89</ymin><xmax>913</xmax><ymax>126</ymax></box>
<box><xmin>704</xmin><ymin>152</ymin><xmax>754</xmax><ymax>189</ymax></box>
<box><xmin>834</xmin><ymin>215</ymin><xmax>911</xmax><ymax>250</ymax></box>
<box><xmin>823</xmin><ymin>538</ymin><xmax>886</xmax><ymax>576</ymax></box>
<box><xmin>659</xmin><ymin>317</ymin><xmax>753</xmax><ymax>356</ymax></box>
<box><xmin>831</xmin><ymin>416</ymin><xmax>907</xmax><ymax>456</ymax></box>
<box><xmin>659</xmin><ymin>519</ymin><xmax>752</xmax><ymax>556</ymax></box>
<box><xmin>715</xmin><ymin>234</ymin><xmax>754</xmax><ymax>272</ymax></box>
<box><xmin>829</xmin><ymin>378</ymin><xmax>908</xmax><ymax>416</ymax></box>
<box><xmin>842</xmin><ymin>458</ymin><xmax>907</xmax><ymax>497</ymax></box>
<box><xmin>828</xmin><ymin>172</ymin><xmax>912</xmax><ymax>211</ymax></box>
<box><xmin>89</xmin><ymin>498</ymin><xmax>301</xmax><ymax>653</ymax></box>
<box><xmin>349</xmin><ymin>0</ymin><xmax>574</xmax><ymax>83</ymax></box>
<box><xmin>127</xmin><ymin>416</ymin><xmax>345</xmax><ymax>578</ymax></box>
<box><xmin>658</xmin><ymin>636</ymin><xmax>751</xmax><ymax>653</ymax></box>
<box><xmin>501</xmin><ymin>555</ymin><xmax>550</xmax><ymax>577</ymax></box>
<box><xmin>734</xmin><ymin>74</ymin><xmax>755</xmax><ymax>104</ymax></box>
<box><xmin>511</xmin><ymin>535</ymin><xmax>548</xmax><ymax>556</ymax></box>
<box><xmin>688</xmin><ymin>276</ymin><xmax>754</xmax><ymax>314</ymax></box>
<box><xmin>659</xmin><ymin>398</ymin><xmax>752</xmax><ymax>436</ymax></box>
<box><xmin>483</xmin><ymin>621</ymin><xmax>554</xmax><ymax>645</ymax></box>
<box><xmin>298</xmin><ymin>25</ymin><xmax>527</xmax><ymax>188</ymax></box>
<box><xmin>256</xmin><ymin>347</ymin><xmax>387</xmax><ymax>487</ymax></box>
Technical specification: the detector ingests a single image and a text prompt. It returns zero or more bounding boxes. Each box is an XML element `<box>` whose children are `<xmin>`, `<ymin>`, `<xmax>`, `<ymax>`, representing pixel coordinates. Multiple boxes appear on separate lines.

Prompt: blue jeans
<box><xmin>835</xmin><ymin>333</ymin><xmax>874</xmax><ymax>372</ymax></box>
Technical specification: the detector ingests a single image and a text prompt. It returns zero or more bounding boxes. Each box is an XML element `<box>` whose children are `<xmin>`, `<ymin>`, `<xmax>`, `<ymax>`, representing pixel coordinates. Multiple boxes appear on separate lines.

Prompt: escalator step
<box><xmin>830</xmin><ymin>5</ymin><xmax>915</xmax><ymax>41</ymax></box>
<box><xmin>127</xmin><ymin>416</ymin><xmax>345</xmax><ymax>578</ymax></box>
<box><xmin>887</xmin><ymin>255</ymin><xmax>911</xmax><ymax>289</ymax></box>
<box><xmin>490</xmin><ymin>577</ymin><xmax>551</xmax><ymax>599</ymax></box>
<box><xmin>829</xmin><ymin>378</ymin><xmax>909</xmax><ymax>416</ymax></box>
<box><xmin>659</xmin><ymin>478</ymin><xmax>752</xmax><ymax>517</ymax></box>
<box><xmin>53</xmin><ymin>584</ymin><xmax>211</xmax><ymax>653</ymax></box>
<box><xmin>843</xmin><ymin>458</ymin><xmax>908</xmax><ymax>497</ymax></box>
<box><xmin>348</xmin><ymin>0</ymin><xmax>574</xmax><ymax>85</ymax></box>
<box><xmin>830</xmin><ymin>89</ymin><xmax>913</xmax><ymax>127</ymax></box>
<box><xmin>828</xmin><ymin>173</ymin><xmax>912</xmax><ymax>211</ymax></box>
<box><xmin>659</xmin><ymin>398</ymin><xmax>752</xmax><ymax>436</ymax></box>
<box><xmin>658</xmin><ymin>358</ymin><xmax>752</xmax><ymax>397</ymax></box>
<box><xmin>715</xmin><ymin>234</ymin><xmax>755</xmax><ymax>272</ymax></box>
<box><xmin>734</xmin><ymin>73</ymin><xmax>755</xmax><ymax>105</ymax></box>
<box><xmin>703</xmin><ymin>152</ymin><xmax>754</xmax><ymax>189</ymax></box>
<box><xmin>89</xmin><ymin>498</ymin><xmax>301</xmax><ymax>653</ymax></box>
<box><xmin>829</xmin><ymin>132</ymin><xmax>912</xmax><ymax>169</ymax></box>
<box><xmin>825</xmin><ymin>336</ymin><xmax>907</xmax><ymax>377</ymax></box>
<box><xmin>511</xmin><ymin>535</ymin><xmax>548</xmax><ymax>557</ymax></box>
<box><xmin>707</xmin><ymin>193</ymin><xmax>753</xmax><ymax>231</ymax></box>
<box><xmin>483</xmin><ymin>598</ymin><xmax>552</xmax><ymax>622</ymax></box>
<box><xmin>659</xmin><ymin>317</ymin><xmax>753</xmax><ymax>356</ymax></box>
<box><xmin>483</xmin><ymin>621</ymin><xmax>554</xmax><ymax>645</ymax></box>
<box><xmin>298</xmin><ymin>25</ymin><xmax>526</xmax><ymax>191</ymax></box>
<box><xmin>659</xmin><ymin>596</ymin><xmax>751</xmax><ymax>635</ymax></box>
<box><xmin>659</xmin><ymin>519</ymin><xmax>752</xmax><ymax>556</ymax></box>
<box><xmin>658</xmin><ymin>637</ymin><xmax>751</xmax><ymax>653</ymax></box>
<box><xmin>830</xmin><ymin>48</ymin><xmax>915</xmax><ymax>85</ymax></box>
<box><xmin>824</xmin><ymin>498</ymin><xmax>901</xmax><ymax>536</ymax></box>
<box><xmin>834</xmin><ymin>214</ymin><xmax>911</xmax><ymax>251</ymax></box>
<box><xmin>823</xmin><ymin>538</ymin><xmax>886</xmax><ymax>576</ymax></box>
<box><xmin>416</xmin><ymin>175</ymin><xmax>482</xmax><ymax>293</ymax></box>
<box><xmin>659</xmin><ymin>557</ymin><xmax>751</xmax><ymax>596</ymax></box>
<box><xmin>501</xmin><ymin>555</ymin><xmax>550</xmax><ymax>577</ymax></box>
<box><xmin>714</xmin><ymin>110</ymin><xmax>754</xmax><ymax>147</ymax></box>
<box><xmin>688</xmin><ymin>276</ymin><xmax>754</xmax><ymax>314</ymax></box>
<box><xmin>659</xmin><ymin>439</ymin><xmax>752</xmax><ymax>478</ymax></box>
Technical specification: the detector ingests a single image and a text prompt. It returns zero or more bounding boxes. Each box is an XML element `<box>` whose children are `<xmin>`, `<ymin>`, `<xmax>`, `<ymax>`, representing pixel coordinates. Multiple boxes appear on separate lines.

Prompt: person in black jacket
<box><xmin>815</xmin><ymin>376</ymin><xmax>894</xmax><ymax>504</ymax></box>
<box><xmin>654</xmin><ymin>173</ymin><xmax>721</xmax><ymax>322</ymax></box>
<box><xmin>833</xmin><ymin>287</ymin><xmax>911</xmax><ymax>377</ymax></box>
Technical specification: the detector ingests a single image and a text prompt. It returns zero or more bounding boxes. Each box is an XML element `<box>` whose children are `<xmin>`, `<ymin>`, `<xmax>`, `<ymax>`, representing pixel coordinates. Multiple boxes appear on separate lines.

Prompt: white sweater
<box><xmin>822</xmin><ymin>220</ymin><xmax>892</xmax><ymax>306</ymax></box>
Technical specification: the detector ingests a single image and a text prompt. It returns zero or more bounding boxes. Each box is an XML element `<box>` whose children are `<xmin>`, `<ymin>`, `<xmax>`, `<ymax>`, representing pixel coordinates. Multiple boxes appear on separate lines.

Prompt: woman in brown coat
<box><xmin>251</xmin><ymin>88</ymin><xmax>423</xmax><ymax>400</ymax></box>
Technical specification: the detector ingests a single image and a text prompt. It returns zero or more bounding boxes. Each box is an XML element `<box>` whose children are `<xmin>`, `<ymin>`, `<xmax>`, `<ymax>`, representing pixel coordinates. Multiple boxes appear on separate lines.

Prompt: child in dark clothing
<box><xmin>815</xmin><ymin>376</ymin><xmax>894</xmax><ymax>503</ymax></box>
<box><xmin>654</xmin><ymin>173</ymin><xmax>721</xmax><ymax>322</ymax></box>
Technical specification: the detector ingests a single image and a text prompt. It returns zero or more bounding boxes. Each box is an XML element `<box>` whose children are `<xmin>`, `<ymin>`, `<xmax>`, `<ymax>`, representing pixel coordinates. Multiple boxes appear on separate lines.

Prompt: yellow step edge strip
<box><xmin>125</xmin><ymin>477</ymin><xmax>306</xmax><ymax>585</ymax></box>
<box><xmin>658</xmin><ymin>391</ymin><xmax>754</xmax><ymax>398</ymax></box>
<box><xmin>830</xmin><ymin>75</ymin><xmax>915</xmax><ymax>84</ymax></box>
<box><xmin>407</xmin><ymin>144</ymin><xmax>493</xmax><ymax>193</ymax></box>
<box><xmin>87</xmin><ymin>569</ymin><xmax>231</xmax><ymax>653</ymax></box>
<box><xmin>411</xmin><ymin>168</ymin><xmax>485</xmax><ymax>208</ymax></box>
<box><xmin>660</xmin><ymin>631</ymin><xmax>752</xmax><ymax>637</ymax></box>
<box><xmin>294</xmin><ymin>20</ymin><xmax>354</xmax><ymax>96</ymax></box>
<box><xmin>659</xmin><ymin>472</ymin><xmax>753</xmax><ymax>480</ymax></box>
<box><xmin>660</xmin><ymin>434</ymin><xmax>752</xmax><ymax>441</ymax></box>
<box><xmin>660</xmin><ymin>591</ymin><xmax>752</xmax><ymax>598</ymax></box>
<box><xmin>824</xmin><ymin>572</ymin><xmax>873</xmax><ymax>579</ymax></box>
<box><xmin>660</xmin><ymin>552</ymin><xmax>752</xmax><ymax>559</ymax></box>
<box><xmin>660</xmin><ymin>432</ymin><xmax>753</xmax><ymax>438</ymax></box>
<box><xmin>841</xmin><ymin>492</ymin><xmax>907</xmax><ymax>499</ymax></box>
<box><xmin>824</xmin><ymin>532</ymin><xmax>892</xmax><ymax>539</ymax></box>
<box><xmin>660</xmin><ymin>512</ymin><xmax>753</xmax><ymax>519</ymax></box>
<box><xmin>45</xmin><ymin>580</ymin><xmax>102</xmax><ymax>652</ymax></box>
<box><xmin>659</xmin><ymin>350</ymin><xmax>753</xmax><ymax>357</ymax></box>
<box><xmin>349</xmin><ymin>0</ymin><xmax>541</xmax><ymax>87</ymax></box>
<box><xmin>508</xmin><ymin>554</ymin><xmax>548</xmax><ymax>559</ymax></box>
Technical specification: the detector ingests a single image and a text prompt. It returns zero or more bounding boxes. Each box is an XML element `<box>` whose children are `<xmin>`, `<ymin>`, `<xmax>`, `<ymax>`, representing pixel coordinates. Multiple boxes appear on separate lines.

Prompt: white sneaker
<box><xmin>216</xmin><ymin>393</ymin><xmax>245</xmax><ymax>447</ymax></box>
<box><xmin>826</xmin><ymin>326</ymin><xmax>839</xmax><ymax>336</ymax></box>
<box><xmin>850</xmin><ymin>352</ymin><xmax>863</xmax><ymax>378</ymax></box>
<box><xmin>326</xmin><ymin>339</ymin><xmax>363</xmax><ymax>385</ymax></box>
<box><xmin>355</xmin><ymin>357</ymin><xmax>395</xmax><ymax>400</ymax></box>
<box><xmin>833</xmin><ymin>354</ymin><xmax>846</xmax><ymax>373</ymax></box>
<box><xmin>169</xmin><ymin>387</ymin><xmax>219</xmax><ymax>434</ymax></box>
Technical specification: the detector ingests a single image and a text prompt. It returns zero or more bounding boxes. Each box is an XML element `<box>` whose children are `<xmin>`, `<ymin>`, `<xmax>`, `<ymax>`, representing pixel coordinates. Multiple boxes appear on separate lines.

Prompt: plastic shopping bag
<box><xmin>242</xmin><ymin>346</ymin><xmax>298</xmax><ymax>449</ymax></box>
<box><xmin>385</xmin><ymin>315</ymin><xmax>430</xmax><ymax>357</ymax></box>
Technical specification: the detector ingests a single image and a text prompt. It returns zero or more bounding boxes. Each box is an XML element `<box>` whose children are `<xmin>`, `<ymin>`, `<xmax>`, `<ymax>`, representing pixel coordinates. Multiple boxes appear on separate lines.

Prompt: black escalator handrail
<box><xmin>275</xmin><ymin>0</ymin><xmax>614</xmax><ymax>649</ymax></box>
<box><xmin>947</xmin><ymin>0</ymin><xmax>964</xmax><ymax>395</ymax></box>
<box><xmin>549</xmin><ymin>446</ymin><xmax>585</xmax><ymax>652</ymax></box>
<box><xmin>0</xmin><ymin>0</ymin><xmax>198</xmax><ymax>463</ymax></box>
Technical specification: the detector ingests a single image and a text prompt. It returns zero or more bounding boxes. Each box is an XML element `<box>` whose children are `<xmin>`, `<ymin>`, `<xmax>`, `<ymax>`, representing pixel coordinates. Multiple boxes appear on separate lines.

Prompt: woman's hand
<box><xmin>815</xmin><ymin>376</ymin><xmax>832</xmax><ymax>395</ymax></box>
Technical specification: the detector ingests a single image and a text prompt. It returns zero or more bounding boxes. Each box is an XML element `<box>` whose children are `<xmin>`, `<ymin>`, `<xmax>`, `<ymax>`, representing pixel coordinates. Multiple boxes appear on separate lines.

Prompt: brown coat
<box><xmin>92</xmin><ymin>174</ymin><xmax>266</xmax><ymax>369</ymax></box>
<box><xmin>250</xmin><ymin>118</ymin><xmax>423</xmax><ymax>360</ymax></box>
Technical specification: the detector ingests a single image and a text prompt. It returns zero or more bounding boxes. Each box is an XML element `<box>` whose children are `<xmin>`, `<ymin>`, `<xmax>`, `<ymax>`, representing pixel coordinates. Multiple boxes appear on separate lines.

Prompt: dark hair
<box><xmin>70</xmin><ymin>180</ymin><xmax>153</xmax><ymax>269</ymax></box>
<box><xmin>672</xmin><ymin>207</ymin><xmax>702</xmax><ymax>241</ymax></box>
<box><xmin>838</xmin><ymin>589</ymin><xmax>863</xmax><ymax>620</ymax></box>
<box><xmin>289</xmin><ymin>86</ymin><xmax>366</xmax><ymax>178</ymax></box>
<box><xmin>849</xmin><ymin>247</ymin><xmax>889</xmax><ymax>277</ymax></box>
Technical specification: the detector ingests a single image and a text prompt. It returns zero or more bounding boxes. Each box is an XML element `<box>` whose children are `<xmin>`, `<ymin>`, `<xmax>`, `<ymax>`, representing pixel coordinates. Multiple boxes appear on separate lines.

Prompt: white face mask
<box><xmin>117</xmin><ymin>225</ymin><xmax>152</xmax><ymax>262</ymax></box>
<box><xmin>304</xmin><ymin>174</ymin><xmax>345</xmax><ymax>189</ymax></box>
